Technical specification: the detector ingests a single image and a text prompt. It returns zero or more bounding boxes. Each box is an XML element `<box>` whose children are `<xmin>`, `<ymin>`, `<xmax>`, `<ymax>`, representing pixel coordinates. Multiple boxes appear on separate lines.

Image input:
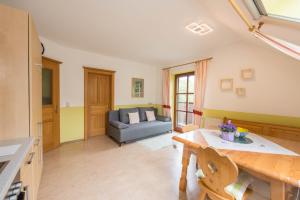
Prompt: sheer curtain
<box><xmin>162</xmin><ymin>69</ymin><xmax>171</xmax><ymax>117</ymax></box>
<box><xmin>193</xmin><ymin>60</ymin><xmax>208</xmax><ymax>127</ymax></box>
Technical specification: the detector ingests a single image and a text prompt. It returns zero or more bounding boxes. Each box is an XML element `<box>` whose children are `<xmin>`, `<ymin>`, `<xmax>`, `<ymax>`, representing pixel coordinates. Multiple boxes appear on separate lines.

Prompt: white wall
<box><xmin>205</xmin><ymin>40</ymin><xmax>300</xmax><ymax>117</ymax></box>
<box><xmin>41</xmin><ymin>37</ymin><xmax>162</xmax><ymax>107</ymax></box>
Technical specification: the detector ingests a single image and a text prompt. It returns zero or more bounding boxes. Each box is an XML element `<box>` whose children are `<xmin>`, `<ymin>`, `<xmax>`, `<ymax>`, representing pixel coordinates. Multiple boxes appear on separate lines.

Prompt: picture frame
<box><xmin>241</xmin><ymin>68</ymin><xmax>254</xmax><ymax>80</ymax></box>
<box><xmin>132</xmin><ymin>78</ymin><xmax>144</xmax><ymax>98</ymax></box>
<box><xmin>236</xmin><ymin>88</ymin><xmax>246</xmax><ymax>97</ymax></box>
<box><xmin>220</xmin><ymin>79</ymin><xmax>233</xmax><ymax>91</ymax></box>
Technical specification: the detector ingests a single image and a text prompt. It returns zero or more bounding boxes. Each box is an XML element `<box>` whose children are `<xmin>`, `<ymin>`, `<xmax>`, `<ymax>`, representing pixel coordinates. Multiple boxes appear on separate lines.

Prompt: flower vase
<box><xmin>221</xmin><ymin>132</ymin><xmax>235</xmax><ymax>142</ymax></box>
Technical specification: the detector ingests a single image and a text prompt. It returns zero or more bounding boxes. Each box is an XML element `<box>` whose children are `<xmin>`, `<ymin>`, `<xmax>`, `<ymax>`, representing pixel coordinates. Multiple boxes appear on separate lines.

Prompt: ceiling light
<box><xmin>185</xmin><ymin>23</ymin><xmax>213</xmax><ymax>35</ymax></box>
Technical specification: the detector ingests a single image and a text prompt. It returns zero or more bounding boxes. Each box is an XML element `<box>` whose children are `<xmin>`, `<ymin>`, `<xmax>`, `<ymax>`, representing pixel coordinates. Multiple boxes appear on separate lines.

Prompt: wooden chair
<box><xmin>197</xmin><ymin>147</ymin><xmax>251</xmax><ymax>200</ymax></box>
<box><xmin>203</xmin><ymin>117</ymin><xmax>222</xmax><ymax>130</ymax></box>
<box><xmin>177</xmin><ymin>124</ymin><xmax>199</xmax><ymax>133</ymax></box>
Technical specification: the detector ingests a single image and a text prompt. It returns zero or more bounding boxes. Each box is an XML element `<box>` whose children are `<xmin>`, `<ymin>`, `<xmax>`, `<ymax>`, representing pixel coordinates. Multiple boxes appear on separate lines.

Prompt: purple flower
<box><xmin>219</xmin><ymin>121</ymin><xmax>236</xmax><ymax>132</ymax></box>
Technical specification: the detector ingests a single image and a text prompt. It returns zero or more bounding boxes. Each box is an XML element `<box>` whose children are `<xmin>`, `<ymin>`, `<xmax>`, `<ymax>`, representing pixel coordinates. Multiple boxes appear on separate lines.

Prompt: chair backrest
<box><xmin>203</xmin><ymin>117</ymin><xmax>222</xmax><ymax>129</ymax></box>
<box><xmin>178</xmin><ymin>124</ymin><xmax>199</xmax><ymax>133</ymax></box>
<box><xmin>197</xmin><ymin>147</ymin><xmax>238</xmax><ymax>200</ymax></box>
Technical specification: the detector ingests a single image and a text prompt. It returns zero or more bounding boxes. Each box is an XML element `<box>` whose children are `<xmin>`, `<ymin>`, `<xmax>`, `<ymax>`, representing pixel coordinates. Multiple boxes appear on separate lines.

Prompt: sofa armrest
<box><xmin>156</xmin><ymin>115</ymin><xmax>171</xmax><ymax>122</ymax></box>
<box><xmin>110</xmin><ymin>121</ymin><xmax>129</xmax><ymax>129</ymax></box>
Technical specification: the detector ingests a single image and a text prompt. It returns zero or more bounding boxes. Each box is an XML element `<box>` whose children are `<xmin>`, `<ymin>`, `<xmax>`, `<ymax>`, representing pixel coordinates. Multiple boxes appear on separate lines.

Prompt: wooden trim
<box><xmin>225</xmin><ymin>117</ymin><xmax>300</xmax><ymax>141</ymax></box>
<box><xmin>228</xmin><ymin>0</ymin><xmax>256</xmax><ymax>32</ymax></box>
<box><xmin>163</xmin><ymin>57</ymin><xmax>212</xmax><ymax>70</ymax></box>
<box><xmin>83</xmin><ymin>66</ymin><xmax>116</xmax><ymax>75</ymax></box>
<box><xmin>42</xmin><ymin>56</ymin><xmax>63</xmax><ymax>64</ymax></box>
<box><xmin>84</xmin><ymin>67</ymin><xmax>115</xmax><ymax>140</ymax></box>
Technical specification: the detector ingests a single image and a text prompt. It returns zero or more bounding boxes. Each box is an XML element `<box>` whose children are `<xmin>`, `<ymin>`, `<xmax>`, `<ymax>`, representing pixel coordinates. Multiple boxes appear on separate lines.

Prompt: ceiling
<box><xmin>0</xmin><ymin>0</ymin><xmax>299</xmax><ymax>66</ymax></box>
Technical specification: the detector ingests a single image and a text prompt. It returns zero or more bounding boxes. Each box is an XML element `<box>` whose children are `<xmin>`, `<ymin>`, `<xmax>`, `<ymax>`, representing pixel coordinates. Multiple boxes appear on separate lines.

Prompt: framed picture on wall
<box><xmin>241</xmin><ymin>68</ymin><xmax>254</xmax><ymax>80</ymax></box>
<box><xmin>236</xmin><ymin>87</ymin><xmax>246</xmax><ymax>97</ymax></box>
<box><xmin>220</xmin><ymin>79</ymin><xmax>233</xmax><ymax>91</ymax></box>
<box><xmin>132</xmin><ymin>78</ymin><xmax>144</xmax><ymax>98</ymax></box>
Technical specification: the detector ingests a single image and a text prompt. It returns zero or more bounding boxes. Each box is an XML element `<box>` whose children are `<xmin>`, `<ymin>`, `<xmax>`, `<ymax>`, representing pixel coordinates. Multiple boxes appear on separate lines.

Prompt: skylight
<box><xmin>254</xmin><ymin>0</ymin><xmax>300</xmax><ymax>23</ymax></box>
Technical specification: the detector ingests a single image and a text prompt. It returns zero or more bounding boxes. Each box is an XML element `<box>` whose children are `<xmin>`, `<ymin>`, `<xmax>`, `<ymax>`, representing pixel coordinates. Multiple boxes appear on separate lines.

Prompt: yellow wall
<box><xmin>59</xmin><ymin>105</ymin><xmax>300</xmax><ymax>143</ymax></box>
<box><xmin>59</xmin><ymin>104</ymin><xmax>163</xmax><ymax>143</ymax></box>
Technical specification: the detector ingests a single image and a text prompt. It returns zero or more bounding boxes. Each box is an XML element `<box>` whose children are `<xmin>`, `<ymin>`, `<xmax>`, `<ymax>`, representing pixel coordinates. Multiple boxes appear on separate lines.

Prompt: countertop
<box><xmin>0</xmin><ymin>137</ymin><xmax>33</xmax><ymax>200</ymax></box>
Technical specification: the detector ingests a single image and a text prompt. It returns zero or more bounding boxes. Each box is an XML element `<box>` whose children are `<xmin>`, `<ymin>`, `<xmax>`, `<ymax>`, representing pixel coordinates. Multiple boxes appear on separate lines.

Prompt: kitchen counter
<box><xmin>0</xmin><ymin>137</ymin><xmax>33</xmax><ymax>200</ymax></box>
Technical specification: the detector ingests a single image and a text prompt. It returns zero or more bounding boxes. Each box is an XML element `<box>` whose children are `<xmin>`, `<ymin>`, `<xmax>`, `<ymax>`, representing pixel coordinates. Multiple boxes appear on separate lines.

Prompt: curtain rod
<box><xmin>162</xmin><ymin>57</ymin><xmax>213</xmax><ymax>70</ymax></box>
<box><xmin>228</xmin><ymin>0</ymin><xmax>256</xmax><ymax>32</ymax></box>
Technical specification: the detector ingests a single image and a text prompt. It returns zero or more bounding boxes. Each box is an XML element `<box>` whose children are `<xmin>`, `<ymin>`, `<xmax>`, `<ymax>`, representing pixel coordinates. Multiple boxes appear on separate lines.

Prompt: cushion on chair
<box><xmin>145</xmin><ymin>111</ymin><xmax>156</xmax><ymax>121</ymax></box>
<box><xmin>128</xmin><ymin>112</ymin><xmax>140</xmax><ymax>124</ymax></box>
<box><xmin>196</xmin><ymin>170</ymin><xmax>253</xmax><ymax>200</ymax></box>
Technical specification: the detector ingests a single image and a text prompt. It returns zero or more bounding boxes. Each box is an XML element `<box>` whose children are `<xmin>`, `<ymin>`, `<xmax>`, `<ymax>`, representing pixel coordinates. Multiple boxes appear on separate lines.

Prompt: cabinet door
<box><xmin>29</xmin><ymin>15</ymin><xmax>43</xmax><ymax>199</ymax></box>
<box><xmin>0</xmin><ymin>5</ymin><xmax>29</xmax><ymax>140</ymax></box>
<box><xmin>20</xmin><ymin>149</ymin><xmax>35</xmax><ymax>200</ymax></box>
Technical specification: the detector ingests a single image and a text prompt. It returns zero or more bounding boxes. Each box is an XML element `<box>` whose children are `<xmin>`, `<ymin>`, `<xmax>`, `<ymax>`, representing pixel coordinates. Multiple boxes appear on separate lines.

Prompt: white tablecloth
<box><xmin>200</xmin><ymin>129</ymin><xmax>298</xmax><ymax>156</ymax></box>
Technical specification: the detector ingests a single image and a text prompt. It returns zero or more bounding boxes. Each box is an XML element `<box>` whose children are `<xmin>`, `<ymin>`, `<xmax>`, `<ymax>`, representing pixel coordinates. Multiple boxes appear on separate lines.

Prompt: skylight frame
<box><xmin>253</xmin><ymin>0</ymin><xmax>300</xmax><ymax>23</ymax></box>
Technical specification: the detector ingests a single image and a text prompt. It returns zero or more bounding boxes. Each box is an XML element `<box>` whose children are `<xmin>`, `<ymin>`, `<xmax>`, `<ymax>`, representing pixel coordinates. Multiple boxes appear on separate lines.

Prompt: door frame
<box><xmin>173</xmin><ymin>71</ymin><xmax>195</xmax><ymax>131</ymax></box>
<box><xmin>83</xmin><ymin>67</ymin><xmax>115</xmax><ymax>140</ymax></box>
<box><xmin>42</xmin><ymin>56</ymin><xmax>62</xmax><ymax>151</ymax></box>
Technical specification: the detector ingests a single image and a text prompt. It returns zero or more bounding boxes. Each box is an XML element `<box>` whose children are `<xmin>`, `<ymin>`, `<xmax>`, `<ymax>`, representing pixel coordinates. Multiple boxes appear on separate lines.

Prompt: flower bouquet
<box><xmin>219</xmin><ymin>120</ymin><xmax>237</xmax><ymax>142</ymax></box>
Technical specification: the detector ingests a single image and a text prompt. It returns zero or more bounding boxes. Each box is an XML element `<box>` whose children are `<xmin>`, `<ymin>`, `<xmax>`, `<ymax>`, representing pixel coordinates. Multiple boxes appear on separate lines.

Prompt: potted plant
<box><xmin>219</xmin><ymin>120</ymin><xmax>237</xmax><ymax>142</ymax></box>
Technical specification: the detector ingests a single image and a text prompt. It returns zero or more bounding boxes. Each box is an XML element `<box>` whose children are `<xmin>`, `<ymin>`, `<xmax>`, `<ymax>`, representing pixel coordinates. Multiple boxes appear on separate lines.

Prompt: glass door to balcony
<box><xmin>174</xmin><ymin>72</ymin><xmax>194</xmax><ymax>129</ymax></box>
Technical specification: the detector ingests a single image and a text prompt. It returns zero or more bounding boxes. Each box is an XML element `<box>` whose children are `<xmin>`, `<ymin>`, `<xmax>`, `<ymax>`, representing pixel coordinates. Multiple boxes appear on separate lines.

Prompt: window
<box><xmin>254</xmin><ymin>0</ymin><xmax>300</xmax><ymax>23</ymax></box>
<box><xmin>174</xmin><ymin>72</ymin><xmax>194</xmax><ymax>128</ymax></box>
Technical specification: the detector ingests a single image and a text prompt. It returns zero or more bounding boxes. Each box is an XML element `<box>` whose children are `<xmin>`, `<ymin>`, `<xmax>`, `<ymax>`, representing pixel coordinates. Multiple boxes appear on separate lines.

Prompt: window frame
<box><xmin>253</xmin><ymin>0</ymin><xmax>300</xmax><ymax>23</ymax></box>
<box><xmin>174</xmin><ymin>72</ymin><xmax>195</xmax><ymax>129</ymax></box>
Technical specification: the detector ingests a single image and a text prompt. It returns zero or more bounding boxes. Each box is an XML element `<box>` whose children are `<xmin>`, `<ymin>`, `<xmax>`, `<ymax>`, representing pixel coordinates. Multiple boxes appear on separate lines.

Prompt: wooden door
<box><xmin>42</xmin><ymin>57</ymin><xmax>61</xmax><ymax>152</ymax></box>
<box><xmin>84</xmin><ymin>68</ymin><xmax>115</xmax><ymax>139</ymax></box>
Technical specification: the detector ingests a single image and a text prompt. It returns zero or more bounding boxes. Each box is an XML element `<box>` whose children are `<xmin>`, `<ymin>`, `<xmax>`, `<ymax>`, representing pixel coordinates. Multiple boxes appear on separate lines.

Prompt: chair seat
<box><xmin>196</xmin><ymin>169</ymin><xmax>253</xmax><ymax>200</ymax></box>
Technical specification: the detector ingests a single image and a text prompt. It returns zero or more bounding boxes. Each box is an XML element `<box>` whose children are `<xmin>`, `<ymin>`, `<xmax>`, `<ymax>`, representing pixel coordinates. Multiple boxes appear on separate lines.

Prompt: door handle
<box><xmin>27</xmin><ymin>152</ymin><xmax>35</xmax><ymax>165</ymax></box>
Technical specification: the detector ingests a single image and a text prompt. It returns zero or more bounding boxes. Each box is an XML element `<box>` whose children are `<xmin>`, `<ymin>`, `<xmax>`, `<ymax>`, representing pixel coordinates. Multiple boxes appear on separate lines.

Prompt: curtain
<box><xmin>193</xmin><ymin>60</ymin><xmax>208</xmax><ymax>127</ymax></box>
<box><xmin>162</xmin><ymin>69</ymin><xmax>171</xmax><ymax>117</ymax></box>
<box><xmin>254</xmin><ymin>31</ymin><xmax>300</xmax><ymax>61</ymax></box>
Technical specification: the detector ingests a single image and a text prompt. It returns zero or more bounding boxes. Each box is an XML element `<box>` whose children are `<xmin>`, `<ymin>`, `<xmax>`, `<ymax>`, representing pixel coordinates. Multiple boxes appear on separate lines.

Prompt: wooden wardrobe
<box><xmin>0</xmin><ymin>4</ymin><xmax>43</xmax><ymax>199</ymax></box>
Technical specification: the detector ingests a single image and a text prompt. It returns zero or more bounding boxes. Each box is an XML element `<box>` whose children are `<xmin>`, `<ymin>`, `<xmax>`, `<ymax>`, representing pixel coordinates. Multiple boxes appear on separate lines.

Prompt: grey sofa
<box><xmin>108</xmin><ymin>107</ymin><xmax>172</xmax><ymax>146</ymax></box>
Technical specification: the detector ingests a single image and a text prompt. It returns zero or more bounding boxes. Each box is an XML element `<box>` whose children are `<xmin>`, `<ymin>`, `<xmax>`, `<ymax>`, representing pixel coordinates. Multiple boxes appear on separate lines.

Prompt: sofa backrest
<box><xmin>109</xmin><ymin>107</ymin><xmax>159</xmax><ymax>124</ymax></box>
<box><xmin>119</xmin><ymin>108</ymin><xmax>139</xmax><ymax>124</ymax></box>
<box><xmin>108</xmin><ymin>110</ymin><xmax>119</xmax><ymax>122</ymax></box>
<box><xmin>138</xmin><ymin>107</ymin><xmax>158</xmax><ymax>121</ymax></box>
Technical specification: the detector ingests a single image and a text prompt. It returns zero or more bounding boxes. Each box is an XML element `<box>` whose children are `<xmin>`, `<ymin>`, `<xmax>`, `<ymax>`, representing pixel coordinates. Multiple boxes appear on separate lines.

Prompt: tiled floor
<box><xmin>38</xmin><ymin>135</ymin><xmax>199</xmax><ymax>200</ymax></box>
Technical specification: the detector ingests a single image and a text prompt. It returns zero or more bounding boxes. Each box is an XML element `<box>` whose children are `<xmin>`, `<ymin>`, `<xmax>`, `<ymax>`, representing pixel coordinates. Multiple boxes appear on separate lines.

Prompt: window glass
<box><xmin>42</xmin><ymin>68</ymin><xmax>53</xmax><ymax>105</ymax></box>
<box><xmin>177</xmin><ymin>76</ymin><xmax>187</xmax><ymax>93</ymax></box>
<box><xmin>259</xmin><ymin>0</ymin><xmax>300</xmax><ymax>22</ymax></box>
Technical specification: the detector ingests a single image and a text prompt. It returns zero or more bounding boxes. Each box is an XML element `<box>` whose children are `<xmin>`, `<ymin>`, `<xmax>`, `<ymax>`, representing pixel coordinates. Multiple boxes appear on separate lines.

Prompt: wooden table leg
<box><xmin>179</xmin><ymin>144</ymin><xmax>192</xmax><ymax>192</ymax></box>
<box><xmin>271</xmin><ymin>180</ymin><xmax>285</xmax><ymax>200</ymax></box>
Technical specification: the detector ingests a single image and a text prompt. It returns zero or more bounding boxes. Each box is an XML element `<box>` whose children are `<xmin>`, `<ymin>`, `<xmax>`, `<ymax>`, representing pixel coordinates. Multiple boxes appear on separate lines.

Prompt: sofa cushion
<box><xmin>145</xmin><ymin>111</ymin><xmax>156</xmax><ymax>121</ymax></box>
<box><xmin>108</xmin><ymin>120</ymin><xmax>173</xmax><ymax>143</ymax></box>
<box><xmin>156</xmin><ymin>115</ymin><xmax>171</xmax><ymax>122</ymax></box>
<box><xmin>128</xmin><ymin>112</ymin><xmax>140</xmax><ymax>124</ymax></box>
<box><xmin>110</xmin><ymin>121</ymin><xmax>129</xmax><ymax>129</ymax></box>
<box><xmin>138</xmin><ymin>107</ymin><xmax>157</xmax><ymax>121</ymax></box>
<box><xmin>119</xmin><ymin>108</ymin><xmax>139</xmax><ymax>124</ymax></box>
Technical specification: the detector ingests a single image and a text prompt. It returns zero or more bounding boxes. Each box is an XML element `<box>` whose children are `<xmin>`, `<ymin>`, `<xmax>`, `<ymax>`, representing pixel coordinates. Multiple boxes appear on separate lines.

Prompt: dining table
<box><xmin>172</xmin><ymin>129</ymin><xmax>300</xmax><ymax>200</ymax></box>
